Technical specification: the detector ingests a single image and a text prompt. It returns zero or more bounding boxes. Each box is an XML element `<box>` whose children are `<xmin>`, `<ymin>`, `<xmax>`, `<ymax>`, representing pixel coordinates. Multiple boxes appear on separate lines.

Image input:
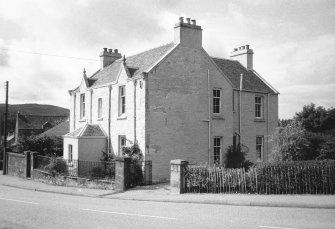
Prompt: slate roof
<box><xmin>17</xmin><ymin>113</ymin><xmax>68</xmax><ymax>130</ymax></box>
<box><xmin>80</xmin><ymin>41</ymin><xmax>276</xmax><ymax>94</ymax></box>
<box><xmin>88</xmin><ymin>43</ymin><xmax>175</xmax><ymax>88</ymax></box>
<box><xmin>66</xmin><ymin>126</ymin><xmax>83</xmax><ymax>137</ymax></box>
<box><xmin>38</xmin><ymin>121</ymin><xmax>69</xmax><ymax>138</ymax></box>
<box><xmin>212</xmin><ymin>57</ymin><xmax>277</xmax><ymax>94</ymax></box>
<box><xmin>65</xmin><ymin>124</ymin><xmax>106</xmax><ymax>137</ymax></box>
<box><xmin>82</xmin><ymin>124</ymin><xmax>106</xmax><ymax>137</ymax></box>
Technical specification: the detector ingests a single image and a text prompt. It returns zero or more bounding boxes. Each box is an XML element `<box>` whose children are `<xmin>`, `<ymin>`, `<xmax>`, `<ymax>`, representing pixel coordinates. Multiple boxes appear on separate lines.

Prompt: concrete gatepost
<box><xmin>23</xmin><ymin>151</ymin><xmax>34</xmax><ymax>178</ymax></box>
<box><xmin>115</xmin><ymin>157</ymin><xmax>131</xmax><ymax>191</ymax></box>
<box><xmin>170</xmin><ymin>159</ymin><xmax>188</xmax><ymax>194</ymax></box>
<box><xmin>29</xmin><ymin>152</ymin><xmax>38</xmax><ymax>170</ymax></box>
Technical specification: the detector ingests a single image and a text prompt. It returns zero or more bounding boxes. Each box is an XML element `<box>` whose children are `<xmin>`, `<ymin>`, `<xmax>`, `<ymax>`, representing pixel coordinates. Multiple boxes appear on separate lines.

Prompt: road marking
<box><xmin>0</xmin><ymin>197</ymin><xmax>39</xmax><ymax>205</ymax></box>
<box><xmin>259</xmin><ymin>226</ymin><xmax>297</xmax><ymax>229</ymax></box>
<box><xmin>81</xmin><ymin>208</ymin><xmax>177</xmax><ymax>220</ymax></box>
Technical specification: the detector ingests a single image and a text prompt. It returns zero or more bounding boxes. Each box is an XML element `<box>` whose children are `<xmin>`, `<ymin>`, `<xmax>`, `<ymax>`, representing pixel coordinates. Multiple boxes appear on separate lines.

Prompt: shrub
<box><xmin>44</xmin><ymin>159</ymin><xmax>68</xmax><ymax>175</ymax></box>
<box><xmin>224</xmin><ymin>144</ymin><xmax>251</xmax><ymax>169</ymax></box>
<box><xmin>54</xmin><ymin>160</ymin><xmax>68</xmax><ymax>174</ymax></box>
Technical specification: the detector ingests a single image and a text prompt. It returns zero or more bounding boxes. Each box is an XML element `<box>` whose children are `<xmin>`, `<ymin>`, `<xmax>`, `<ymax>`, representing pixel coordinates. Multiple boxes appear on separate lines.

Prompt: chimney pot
<box><xmin>103</xmin><ymin>48</ymin><xmax>107</xmax><ymax>52</ymax></box>
<box><xmin>179</xmin><ymin>17</ymin><xmax>184</xmax><ymax>23</ymax></box>
<box><xmin>230</xmin><ymin>45</ymin><xmax>254</xmax><ymax>70</ymax></box>
<box><xmin>108</xmin><ymin>49</ymin><xmax>113</xmax><ymax>53</ymax></box>
<box><xmin>114</xmin><ymin>49</ymin><xmax>118</xmax><ymax>53</ymax></box>
<box><xmin>174</xmin><ymin>16</ymin><xmax>202</xmax><ymax>48</ymax></box>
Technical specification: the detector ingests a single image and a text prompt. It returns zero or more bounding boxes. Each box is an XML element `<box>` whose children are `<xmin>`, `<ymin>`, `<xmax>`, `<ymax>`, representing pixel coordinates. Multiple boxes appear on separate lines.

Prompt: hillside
<box><xmin>0</xmin><ymin>103</ymin><xmax>69</xmax><ymax>134</ymax></box>
<box><xmin>0</xmin><ymin>103</ymin><xmax>69</xmax><ymax>116</ymax></box>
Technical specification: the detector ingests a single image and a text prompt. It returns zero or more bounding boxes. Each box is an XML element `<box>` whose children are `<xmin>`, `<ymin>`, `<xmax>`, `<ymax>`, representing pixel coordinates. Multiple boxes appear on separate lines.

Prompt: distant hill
<box><xmin>0</xmin><ymin>103</ymin><xmax>69</xmax><ymax>134</ymax></box>
<box><xmin>0</xmin><ymin>103</ymin><xmax>69</xmax><ymax>116</ymax></box>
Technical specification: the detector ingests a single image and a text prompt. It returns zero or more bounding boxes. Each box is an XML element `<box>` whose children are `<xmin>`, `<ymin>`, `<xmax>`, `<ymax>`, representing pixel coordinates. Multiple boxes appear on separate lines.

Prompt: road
<box><xmin>0</xmin><ymin>185</ymin><xmax>334</xmax><ymax>229</ymax></box>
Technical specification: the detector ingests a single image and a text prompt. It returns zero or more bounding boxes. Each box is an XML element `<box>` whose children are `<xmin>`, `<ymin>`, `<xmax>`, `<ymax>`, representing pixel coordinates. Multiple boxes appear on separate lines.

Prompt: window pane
<box><xmin>255</xmin><ymin>96</ymin><xmax>262</xmax><ymax>118</ymax></box>
<box><xmin>80</xmin><ymin>94</ymin><xmax>85</xmax><ymax>118</ymax></box>
<box><xmin>214</xmin><ymin>137</ymin><xmax>222</xmax><ymax>164</ymax></box>
<box><xmin>213</xmin><ymin>89</ymin><xmax>221</xmax><ymax>114</ymax></box>
<box><xmin>119</xmin><ymin>86</ymin><xmax>126</xmax><ymax>115</ymax></box>
<box><xmin>256</xmin><ymin>136</ymin><xmax>263</xmax><ymax>160</ymax></box>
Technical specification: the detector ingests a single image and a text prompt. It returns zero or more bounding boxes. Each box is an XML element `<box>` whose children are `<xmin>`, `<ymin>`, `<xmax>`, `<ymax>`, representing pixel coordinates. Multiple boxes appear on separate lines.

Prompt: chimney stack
<box><xmin>230</xmin><ymin>45</ymin><xmax>254</xmax><ymax>70</ymax></box>
<box><xmin>174</xmin><ymin>17</ymin><xmax>202</xmax><ymax>49</ymax></box>
<box><xmin>100</xmin><ymin>48</ymin><xmax>122</xmax><ymax>69</ymax></box>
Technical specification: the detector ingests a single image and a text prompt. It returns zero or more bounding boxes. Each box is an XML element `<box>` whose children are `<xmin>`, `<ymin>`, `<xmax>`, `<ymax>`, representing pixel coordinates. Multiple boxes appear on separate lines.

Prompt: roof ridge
<box><xmin>211</xmin><ymin>56</ymin><xmax>238</xmax><ymax>62</ymax></box>
<box><xmin>126</xmin><ymin>42</ymin><xmax>174</xmax><ymax>59</ymax></box>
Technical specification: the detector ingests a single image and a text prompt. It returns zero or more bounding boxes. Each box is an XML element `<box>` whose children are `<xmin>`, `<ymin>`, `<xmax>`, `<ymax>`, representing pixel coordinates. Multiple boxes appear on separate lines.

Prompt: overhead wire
<box><xmin>0</xmin><ymin>48</ymin><xmax>99</xmax><ymax>62</ymax></box>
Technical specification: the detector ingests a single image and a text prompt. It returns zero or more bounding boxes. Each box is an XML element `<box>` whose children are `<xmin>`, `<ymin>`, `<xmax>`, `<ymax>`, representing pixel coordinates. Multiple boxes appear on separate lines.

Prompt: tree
<box><xmin>12</xmin><ymin>136</ymin><xmax>63</xmax><ymax>157</ymax></box>
<box><xmin>270</xmin><ymin>121</ymin><xmax>309</xmax><ymax>161</ymax></box>
<box><xmin>294</xmin><ymin>103</ymin><xmax>335</xmax><ymax>133</ymax></box>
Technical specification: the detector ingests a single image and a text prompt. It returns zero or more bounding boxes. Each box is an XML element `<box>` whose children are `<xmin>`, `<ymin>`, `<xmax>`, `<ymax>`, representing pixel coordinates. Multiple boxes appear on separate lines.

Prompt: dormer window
<box><xmin>80</xmin><ymin>93</ymin><xmax>86</xmax><ymax>119</ymax></box>
<box><xmin>98</xmin><ymin>98</ymin><xmax>103</xmax><ymax>119</ymax></box>
<box><xmin>119</xmin><ymin>86</ymin><xmax>126</xmax><ymax>116</ymax></box>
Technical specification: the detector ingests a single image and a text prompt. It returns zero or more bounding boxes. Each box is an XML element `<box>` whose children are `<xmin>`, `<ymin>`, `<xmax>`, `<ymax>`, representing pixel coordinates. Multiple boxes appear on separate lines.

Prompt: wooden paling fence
<box><xmin>184</xmin><ymin>160</ymin><xmax>335</xmax><ymax>194</ymax></box>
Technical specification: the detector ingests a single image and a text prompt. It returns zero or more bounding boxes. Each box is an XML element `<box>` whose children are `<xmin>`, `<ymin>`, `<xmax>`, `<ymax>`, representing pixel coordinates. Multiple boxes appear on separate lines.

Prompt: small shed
<box><xmin>63</xmin><ymin>124</ymin><xmax>107</xmax><ymax>161</ymax></box>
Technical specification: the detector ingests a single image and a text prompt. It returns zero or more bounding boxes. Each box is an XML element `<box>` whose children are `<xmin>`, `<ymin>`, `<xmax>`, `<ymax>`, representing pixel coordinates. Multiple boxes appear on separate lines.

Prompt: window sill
<box><xmin>212</xmin><ymin>114</ymin><xmax>225</xmax><ymax>120</ymax></box>
<box><xmin>117</xmin><ymin>115</ymin><xmax>127</xmax><ymax>120</ymax></box>
<box><xmin>79</xmin><ymin>118</ymin><xmax>86</xmax><ymax>122</ymax></box>
<box><xmin>254</xmin><ymin>118</ymin><xmax>265</xmax><ymax>122</ymax></box>
<box><xmin>97</xmin><ymin>117</ymin><xmax>103</xmax><ymax>121</ymax></box>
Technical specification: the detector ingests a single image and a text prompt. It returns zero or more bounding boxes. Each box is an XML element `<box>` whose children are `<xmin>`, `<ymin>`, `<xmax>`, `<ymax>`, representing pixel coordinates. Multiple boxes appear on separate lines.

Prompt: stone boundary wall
<box><xmin>32</xmin><ymin>169</ymin><xmax>116</xmax><ymax>190</ymax></box>
<box><xmin>6</xmin><ymin>152</ymin><xmax>152</xmax><ymax>191</ymax></box>
<box><xmin>7</xmin><ymin>152</ymin><xmax>27</xmax><ymax>178</ymax></box>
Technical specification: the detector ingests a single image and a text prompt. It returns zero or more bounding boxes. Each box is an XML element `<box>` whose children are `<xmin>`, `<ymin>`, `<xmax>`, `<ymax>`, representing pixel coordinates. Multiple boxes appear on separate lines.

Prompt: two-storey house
<box><xmin>64</xmin><ymin>17</ymin><xmax>278</xmax><ymax>182</ymax></box>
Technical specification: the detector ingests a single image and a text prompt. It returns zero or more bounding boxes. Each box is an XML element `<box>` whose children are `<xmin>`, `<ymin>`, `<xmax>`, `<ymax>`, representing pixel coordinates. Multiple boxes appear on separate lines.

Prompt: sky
<box><xmin>0</xmin><ymin>0</ymin><xmax>334</xmax><ymax>119</ymax></box>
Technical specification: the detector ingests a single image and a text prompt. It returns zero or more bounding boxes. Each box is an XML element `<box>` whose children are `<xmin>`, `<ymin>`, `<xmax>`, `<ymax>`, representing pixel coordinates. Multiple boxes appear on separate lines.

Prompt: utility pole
<box><xmin>3</xmin><ymin>81</ymin><xmax>8</xmax><ymax>175</ymax></box>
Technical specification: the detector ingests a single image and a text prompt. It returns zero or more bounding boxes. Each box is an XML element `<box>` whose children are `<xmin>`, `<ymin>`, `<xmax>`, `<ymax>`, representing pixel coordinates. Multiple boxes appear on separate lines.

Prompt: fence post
<box><xmin>170</xmin><ymin>159</ymin><xmax>188</xmax><ymax>194</ymax></box>
<box><xmin>115</xmin><ymin>157</ymin><xmax>131</xmax><ymax>191</ymax></box>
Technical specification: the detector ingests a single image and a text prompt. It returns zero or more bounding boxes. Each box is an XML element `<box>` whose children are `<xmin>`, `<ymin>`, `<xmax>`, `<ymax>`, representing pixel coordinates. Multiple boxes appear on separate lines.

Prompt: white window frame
<box><xmin>119</xmin><ymin>86</ymin><xmax>126</xmax><ymax>116</ymax></box>
<box><xmin>213</xmin><ymin>88</ymin><xmax>222</xmax><ymax>114</ymax></box>
<box><xmin>118</xmin><ymin>135</ymin><xmax>126</xmax><ymax>156</ymax></box>
<box><xmin>255</xmin><ymin>96</ymin><xmax>263</xmax><ymax>119</ymax></box>
<box><xmin>80</xmin><ymin>93</ymin><xmax>86</xmax><ymax>119</ymax></box>
<box><xmin>213</xmin><ymin>137</ymin><xmax>222</xmax><ymax>164</ymax></box>
<box><xmin>68</xmin><ymin>144</ymin><xmax>73</xmax><ymax>161</ymax></box>
<box><xmin>256</xmin><ymin>136</ymin><xmax>264</xmax><ymax>161</ymax></box>
<box><xmin>97</xmin><ymin>97</ymin><xmax>103</xmax><ymax>119</ymax></box>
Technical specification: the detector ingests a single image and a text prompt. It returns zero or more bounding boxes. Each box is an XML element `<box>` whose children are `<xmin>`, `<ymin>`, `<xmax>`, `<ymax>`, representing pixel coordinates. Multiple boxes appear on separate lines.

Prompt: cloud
<box><xmin>0</xmin><ymin>49</ymin><xmax>9</xmax><ymax>66</ymax></box>
<box><xmin>0</xmin><ymin>0</ymin><xmax>334</xmax><ymax>120</ymax></box>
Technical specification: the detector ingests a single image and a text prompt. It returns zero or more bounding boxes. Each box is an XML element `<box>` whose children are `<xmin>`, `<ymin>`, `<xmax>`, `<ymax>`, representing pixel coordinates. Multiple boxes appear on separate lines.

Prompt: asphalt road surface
<box><xmin>0</xmin><ymin>185</ymin><xmax>334</xmax><ymax>229</ymax></box>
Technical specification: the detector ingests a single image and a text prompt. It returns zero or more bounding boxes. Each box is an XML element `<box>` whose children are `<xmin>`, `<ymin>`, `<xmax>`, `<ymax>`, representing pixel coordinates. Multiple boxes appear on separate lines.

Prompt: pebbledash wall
<box><xmin>66</xmin><ymin>18</ymin><xmax>278</xmax><ymax>182</ymax></box>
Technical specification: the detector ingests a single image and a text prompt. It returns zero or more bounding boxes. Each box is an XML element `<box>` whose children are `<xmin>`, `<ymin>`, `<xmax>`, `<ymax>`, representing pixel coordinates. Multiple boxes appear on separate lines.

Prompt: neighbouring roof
<box><xmin>88</xmin><ymin>43</ymin><xmax>176</xmax><ymax>88</ymax></box>
<box><xmin>65</xmin><ymin>124</ymin><xmax>106</xmax><ymax>138</ymax></box>
<box><xmin>38</xmin><ymin>121</ymin><xmax>69</xmax><ymax>138</ymax></box>
<box><xmin>212</xmin><ymin>57</ymin><xmax>277</xmax><ymax>94</ymax></box>
<box><xmin>17</xmin><ymin>113</ymin><xmax>68</xmax><ymax>130</ymax></box>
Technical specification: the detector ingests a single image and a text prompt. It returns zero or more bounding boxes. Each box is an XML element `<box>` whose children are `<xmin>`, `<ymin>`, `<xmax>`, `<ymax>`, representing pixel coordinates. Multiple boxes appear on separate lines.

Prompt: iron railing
<box><xmin>35</xmin><ymin>155</ymin><xmax>115</xmax><ymax>180</ymax></box>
